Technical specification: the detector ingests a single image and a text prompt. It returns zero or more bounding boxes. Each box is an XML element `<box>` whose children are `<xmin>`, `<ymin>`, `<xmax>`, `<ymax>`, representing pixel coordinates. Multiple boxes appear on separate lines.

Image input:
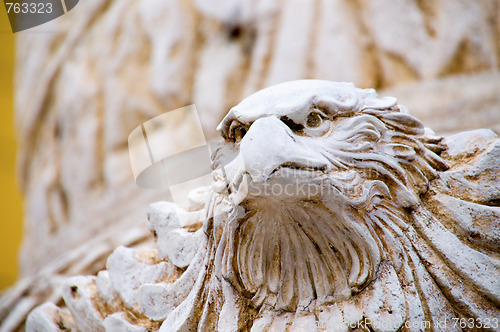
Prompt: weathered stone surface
<box><xmin>25</xmin><ymin>303</ymin><xmax>76</xmax><ymax>332</ymax></box>
<box><xmin>25</xmin><ymin>81</ymin><xmax>500</xmax><ymax>331</ymax></box>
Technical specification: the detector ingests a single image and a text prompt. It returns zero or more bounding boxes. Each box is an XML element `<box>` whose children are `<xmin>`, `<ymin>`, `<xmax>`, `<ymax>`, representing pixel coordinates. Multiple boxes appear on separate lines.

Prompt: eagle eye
<box><xmin>228</xmin><ymin>120</ymin><xmax>247</xmax><ymax>143</ymax></box>
<box><xmin>302</xmin><ymin>110</ymin><xmax>331</xmax><ymax>136</ymax></box>
<box><xmin>306</xmin><ymin>112</ymin><xmax>323</xmax><ymax>128</ymax></box>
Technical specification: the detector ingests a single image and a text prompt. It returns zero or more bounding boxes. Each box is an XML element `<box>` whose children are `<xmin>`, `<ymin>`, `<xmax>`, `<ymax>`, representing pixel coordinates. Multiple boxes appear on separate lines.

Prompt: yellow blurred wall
<box><xmin>0</xmin><ymin>9</ymin><xmax>23</xmax><ymax>290</ymax></box>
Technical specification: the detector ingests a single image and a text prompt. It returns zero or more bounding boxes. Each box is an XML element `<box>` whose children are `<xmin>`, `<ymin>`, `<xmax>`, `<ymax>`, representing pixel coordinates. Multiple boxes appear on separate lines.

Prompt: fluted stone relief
<box><xmin>26</xmin><ymin>81</ymin><xmax>500</xmax><ymax>331</ymax></box>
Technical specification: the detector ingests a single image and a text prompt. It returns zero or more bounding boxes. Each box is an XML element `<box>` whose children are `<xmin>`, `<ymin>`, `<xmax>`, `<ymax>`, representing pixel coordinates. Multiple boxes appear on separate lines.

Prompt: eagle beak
<box><xmin>228</xmin><ymin>116</ymin><xmax>330</xmax><ymax>183</ymax></box>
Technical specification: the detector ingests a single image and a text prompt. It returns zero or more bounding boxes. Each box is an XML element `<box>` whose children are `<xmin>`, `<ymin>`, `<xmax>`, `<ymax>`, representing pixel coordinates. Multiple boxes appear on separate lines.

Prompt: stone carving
<box><xmin>26</xmin><ymin>81</ymin><xmax>500</xmax><ymax>331</ymax></box>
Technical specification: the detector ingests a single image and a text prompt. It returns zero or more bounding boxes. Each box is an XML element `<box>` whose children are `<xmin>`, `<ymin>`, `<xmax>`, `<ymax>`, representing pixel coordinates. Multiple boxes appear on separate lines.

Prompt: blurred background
<box><xmin>0</xmin><ymin>9</ymin><xmax>23</xmax><ymax>291</ymax></box>
<box><xmin>1</xmin><ymin>0</ymin><xmax>499</xmax><ymax>330</ymax></box>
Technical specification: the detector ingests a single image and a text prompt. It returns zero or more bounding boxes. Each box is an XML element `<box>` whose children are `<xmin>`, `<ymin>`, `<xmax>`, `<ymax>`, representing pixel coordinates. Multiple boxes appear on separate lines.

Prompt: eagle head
<box><xmin>210</xmin><ymin>80</ymin><xmax>448</xmax><ymax>311</ymax></box>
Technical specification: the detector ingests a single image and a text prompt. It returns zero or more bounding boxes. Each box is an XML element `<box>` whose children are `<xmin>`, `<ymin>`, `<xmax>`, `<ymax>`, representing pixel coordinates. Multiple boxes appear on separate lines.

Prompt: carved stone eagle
<box><xmin>27</xmin><ymin>80</ymin><xmax>500</xmax><ymax>331</ymax></box>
